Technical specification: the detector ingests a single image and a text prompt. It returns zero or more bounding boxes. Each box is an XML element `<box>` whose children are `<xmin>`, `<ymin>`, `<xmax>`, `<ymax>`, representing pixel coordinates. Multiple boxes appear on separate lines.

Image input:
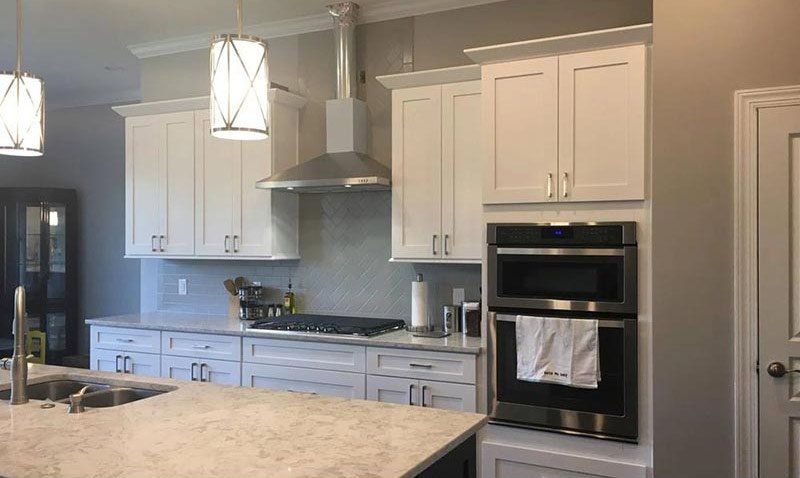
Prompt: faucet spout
<box><xmin>10</xmin><ymin>286</ymin><xmax>28</xmax><ymax>405</ymax></box>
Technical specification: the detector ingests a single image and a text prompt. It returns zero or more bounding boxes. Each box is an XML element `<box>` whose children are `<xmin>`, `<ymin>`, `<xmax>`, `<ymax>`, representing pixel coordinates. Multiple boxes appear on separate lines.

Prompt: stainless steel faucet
<box><xmin>10</xmin><ymin>286</ymin><xmax>28</xmax><ymax>405</ymax></box>
<box><xmin>67</xmin><ymin>385</ymin><xmax>98</xmax><ymax>414</ymax></box>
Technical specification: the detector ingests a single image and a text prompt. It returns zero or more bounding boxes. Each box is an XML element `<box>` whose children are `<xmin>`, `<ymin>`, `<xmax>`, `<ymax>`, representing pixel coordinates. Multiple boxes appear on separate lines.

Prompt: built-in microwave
<box><xmin>487</xmin><ymin>222</ymin><xmax>638</xmax><ymax>442</ymax></box>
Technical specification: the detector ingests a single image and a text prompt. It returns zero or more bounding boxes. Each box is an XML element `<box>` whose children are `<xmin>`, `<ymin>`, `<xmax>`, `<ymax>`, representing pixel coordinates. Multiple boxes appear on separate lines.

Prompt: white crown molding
<box><xmin>128</xmin><ymin>0</ymin><xmax>507</xmax><ymax>59</ymax></box>
<box><xmin>376</xmin><ymin>64</ymin><xmax>480</xmax><ymax>90</ymax></box>
<box><xmin>111</xmin><ymin>89</ymin><xmax>306</xmax><ymax>117</ymax></box>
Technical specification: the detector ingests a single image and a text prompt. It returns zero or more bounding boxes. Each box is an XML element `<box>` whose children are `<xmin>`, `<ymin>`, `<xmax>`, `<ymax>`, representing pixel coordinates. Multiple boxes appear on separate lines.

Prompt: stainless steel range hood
<box><xmin>256</xmin><ymin>2</ymin><xmax>391</xmax><ymax>193</ymax></box>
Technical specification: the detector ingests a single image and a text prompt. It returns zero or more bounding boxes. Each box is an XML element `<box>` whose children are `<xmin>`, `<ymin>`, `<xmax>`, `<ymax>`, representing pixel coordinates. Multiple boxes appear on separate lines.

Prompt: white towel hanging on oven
<box><xmin>515</xmin><ymin>315</ymin><xmax>600</xmax><ymax>389</ymax></box>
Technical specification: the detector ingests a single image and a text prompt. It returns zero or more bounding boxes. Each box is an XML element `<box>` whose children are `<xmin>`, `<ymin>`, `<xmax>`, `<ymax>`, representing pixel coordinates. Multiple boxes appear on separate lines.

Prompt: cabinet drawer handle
<box><xmin>444</xmin><ymin>234</ymin><xmax>449</xmax><ymax>256</ymax></box>
<box><xmin>224</xmin><ymin>235</ymin><xmax>230</xmax><ymax>253</ymax></box>
<box><xmin>432</xmin><ymin>235</ymin><xmax>437</xmax><ymax>255</ymax></box>
<box><xmin>200</xmin><ymin>363</ymin><xmax>209</xmax><ymax>382</ymax></box>
<box><xmin>151</xmin><ymin>235</ymin><xmax>157</xmax><ymax>252</ymax></box>
<box><xmin>115</xmin><ymin>354</ymin><xmax>123</xmax><ymax>373</ymax></box>
<box><xmin>409</xmin><ymin>363</ymin><xmax>433</xmax><ymax>369</ymax></box>
<box><xmin>421</xmin><ymin>384</ymin><xmax>428</xmax><ymax>407</ymax></box>
<box><xmin>191</xmin><ymin>344</ymin><xmax>211</xmax><ymax>350</ymax></box>
<box><xmin>287</xmin><ymin>389</ymin><xmax>318</xmax><ymax>395</ymax></box>
<box><xmin>409</xmin><ymin>383</ymin><xmax>415</xmax><ymax>405</ymax></box>
<box><xmin>233</xmin><ymin>235</ymin><xmax>239</xmax><ymax>253</ymax></box>
<box><xmin>123</xmin><ymin>356</ymin><xmax>131</xmax><ymax>374</ymax></box>
<box><xmin>159</xmin><ymin>235</ymin><xmax>165</xmax><ymax>252</ymax></box>
<box><xmin>562</xmin><ymin>172</ymin><xmax>569</xmax><ymax>198</ymax></box>
<box><xmin>115</xmin><ymin>338</ymin><xmax>134</xmax><ymax>343</ymax></box>
<box><xmin>191</xmin><ymin>362</ymin><xmax>198</xmax><ymax>381</ymax></box>
<box><xmin>547</xmin><ymin>173</ymin><xmax>553</xmax><ymax>198</ymax></box>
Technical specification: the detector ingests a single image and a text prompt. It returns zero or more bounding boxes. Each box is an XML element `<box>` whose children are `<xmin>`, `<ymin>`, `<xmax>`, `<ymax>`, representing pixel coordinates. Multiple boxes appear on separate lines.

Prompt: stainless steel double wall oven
<box><xmin>487</xmin><ymin>222</ymin><xmax>638</xmax><ymax>442</ymax></box>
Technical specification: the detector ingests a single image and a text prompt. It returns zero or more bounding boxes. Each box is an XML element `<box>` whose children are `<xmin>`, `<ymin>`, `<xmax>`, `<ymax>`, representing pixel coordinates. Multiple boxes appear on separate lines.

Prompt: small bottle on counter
<box><xmin>283</xmin><ymin>281</ymin><xmax>296</xmax><ymax>314</ymax></box>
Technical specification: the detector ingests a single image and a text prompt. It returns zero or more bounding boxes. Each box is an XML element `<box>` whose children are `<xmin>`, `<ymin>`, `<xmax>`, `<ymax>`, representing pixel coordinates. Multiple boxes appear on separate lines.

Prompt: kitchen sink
<box><xmin>0</xmin><ymin>380</ymin><xmax>111</xmax><ymax>401</ymax></box>
<box><xmin>0</xmin><ymin>379</ymin><xmax>170</xmax><ymax>407</ymax></box>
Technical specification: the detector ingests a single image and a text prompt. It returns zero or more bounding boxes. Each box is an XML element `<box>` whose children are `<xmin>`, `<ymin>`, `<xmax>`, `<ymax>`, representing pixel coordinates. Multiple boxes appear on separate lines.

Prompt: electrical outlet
<box><xmin>178</xmin><ymin>278</ymin><xmax>187</xmax><ymax>295</ymax></box>
<box><xmin>452</xmin><ymin>288</ymin><xmax>466</xmax><ymax>305</ymax></box>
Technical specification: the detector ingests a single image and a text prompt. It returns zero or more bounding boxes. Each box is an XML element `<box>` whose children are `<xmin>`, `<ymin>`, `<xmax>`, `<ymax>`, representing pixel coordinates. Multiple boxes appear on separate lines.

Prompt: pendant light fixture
<box><xmin>210</xmin><ymin>0</ymin><xmax>269</xmax><ymax>141</ymax></box>
<box><xmin>0</xmin><ymin>0</ymin><xmax>44</xmax><ymax>156</ymax></box>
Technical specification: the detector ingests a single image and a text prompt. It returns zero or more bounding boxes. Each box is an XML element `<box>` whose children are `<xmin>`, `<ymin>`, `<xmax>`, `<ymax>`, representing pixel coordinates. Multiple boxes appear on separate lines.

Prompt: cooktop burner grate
<box><xmin>248</xmin><ymin>314</ymin><xmax>407</xmax><ymax>337</ymax></box>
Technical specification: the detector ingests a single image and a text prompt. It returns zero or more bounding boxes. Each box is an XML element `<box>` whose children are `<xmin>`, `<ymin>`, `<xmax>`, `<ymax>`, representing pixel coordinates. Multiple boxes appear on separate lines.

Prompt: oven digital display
<box><xmin>542</xmin><ymin>227</ymin><xmax>574</xmax><ymax>240</ymax></box>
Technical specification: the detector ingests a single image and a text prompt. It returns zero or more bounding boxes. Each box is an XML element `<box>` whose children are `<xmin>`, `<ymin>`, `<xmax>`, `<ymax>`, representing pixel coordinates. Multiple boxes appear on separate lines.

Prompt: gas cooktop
<box><xmin>248</xmin><ymin>314</ymin><xmax>407</xmax><ymax>337</ymax></box>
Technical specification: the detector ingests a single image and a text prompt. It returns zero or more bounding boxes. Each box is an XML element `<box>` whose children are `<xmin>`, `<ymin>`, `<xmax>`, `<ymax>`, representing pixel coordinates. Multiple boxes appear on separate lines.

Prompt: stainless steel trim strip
<box><xmin>496</xmin><ymin>247</ymin><xmax>624</xmax><ymax>256</ymax></box>
<box><xmin>494</xmin><ymin>314</ymin><xmax>624</xmax><ymax>328</ymax></box>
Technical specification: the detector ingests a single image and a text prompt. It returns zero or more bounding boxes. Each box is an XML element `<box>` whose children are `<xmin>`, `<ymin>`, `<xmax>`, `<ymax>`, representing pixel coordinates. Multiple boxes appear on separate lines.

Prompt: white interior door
<box><xmin>481</xmin><ymin>57</ymin><xmax>558</xmax><ymax>204</ymax></box>
<box><xmin>558</xmin><ymin>45</ymin><xmax>646</xmax><ymax>201</ymax></box>
<box><xmin>391</xmin><ymin>85</ymin><xmax>443</xmax><ymax>259</ymax></box>
<box><xmin>195</xmin><ymin>110</ymin><xmax>237</xmax><ymax>256</ymax></box>
<box><xmin>159</xmin><ymin>111</ymin><xmax>195</xmax><ymax>255</ymax></box>
<box><xmin>758</xmin><ymin>104</ymin><xmax>800</xmax><ymax>478</ymax></box>
<box><xmin>125</xmin><ymin>115</ymin><xmax>161</xmax><ymax>255</ymax></box>
<box><xmin>441</xmin><ymin>80</ymin><xmax>482</xmax><ymax>260</ymax></box>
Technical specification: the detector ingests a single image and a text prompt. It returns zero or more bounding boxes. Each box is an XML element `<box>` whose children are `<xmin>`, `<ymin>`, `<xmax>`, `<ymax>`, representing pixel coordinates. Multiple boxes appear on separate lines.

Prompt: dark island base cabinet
<box><xmin>416</xmin><ymin>435</ymin><xmax>476</xmax><ymax>478</ymax></box>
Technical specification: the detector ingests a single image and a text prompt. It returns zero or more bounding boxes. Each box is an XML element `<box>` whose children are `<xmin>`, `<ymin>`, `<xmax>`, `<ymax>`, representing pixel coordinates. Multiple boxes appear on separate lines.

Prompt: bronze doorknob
<box><xmin>767</xmin><ymin>361</ymin><xmax>800</xmax><ymax>378</ymax></box>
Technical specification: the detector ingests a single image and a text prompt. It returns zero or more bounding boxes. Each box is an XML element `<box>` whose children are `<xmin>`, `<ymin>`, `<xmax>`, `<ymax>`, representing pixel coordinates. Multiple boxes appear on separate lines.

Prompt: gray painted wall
<box><xmin>0</xmin><ymin>105</ymin><xmax>141</xmax><ymax>353</ymax></box>
<box><xmin>652</xmin><ymin>0</ymin><xmax>800</xmax><ymax>476</ymax></box>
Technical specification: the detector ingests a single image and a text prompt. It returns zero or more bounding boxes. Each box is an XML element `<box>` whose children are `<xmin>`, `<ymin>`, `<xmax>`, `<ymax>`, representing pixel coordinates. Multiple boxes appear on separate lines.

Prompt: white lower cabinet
<box><xmin>161</xmin><ymin>355</ymin><xmax>241</xmax><ymax>386</ymax></box>
<box><xmin>366</xmin><ymin>375</ymin><xmax>476</xmax><ymax>412</ymax></box>
<box><xmin>90</xmin><ymin>348</ymin><xmax>160</xmax><ymax>378</ymax></box>
<box><xmin>242</xmin><ymin>363</ymin><xmax>366</xmax><ymax>399</ymax></box>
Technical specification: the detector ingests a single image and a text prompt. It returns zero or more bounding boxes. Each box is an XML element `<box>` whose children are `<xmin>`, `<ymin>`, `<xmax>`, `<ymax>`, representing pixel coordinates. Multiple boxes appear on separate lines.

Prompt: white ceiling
<box><xmin>0</xmin><ymin>0</ymin><xmax>501</xmax><ymax>110</ymax></box>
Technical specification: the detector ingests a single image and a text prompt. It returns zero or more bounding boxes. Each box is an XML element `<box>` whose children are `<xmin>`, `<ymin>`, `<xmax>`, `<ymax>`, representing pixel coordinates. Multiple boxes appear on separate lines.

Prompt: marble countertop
<box><xmin>85</xmin><ymin>312</ymin><xmax>483</xmax><ymax>355</ymax></box>
<box><xmin>0</xmin><ymin>364</ymin><xmax>487</xmax><ymax>478</ymax></box>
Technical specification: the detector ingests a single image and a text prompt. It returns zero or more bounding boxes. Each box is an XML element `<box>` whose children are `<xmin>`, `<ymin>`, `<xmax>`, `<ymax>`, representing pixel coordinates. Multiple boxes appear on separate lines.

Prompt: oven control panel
<box><xmin>488</xmin><ymin>222</ymin><xmax>636</xmax><ymax>247</ymax></box>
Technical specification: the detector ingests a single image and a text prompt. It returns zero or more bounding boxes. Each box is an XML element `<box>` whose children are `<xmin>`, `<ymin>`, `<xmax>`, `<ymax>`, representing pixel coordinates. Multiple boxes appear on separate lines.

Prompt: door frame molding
<box><xmin>734</xmin><ymin>85</ymin><xmax>800</xmax><ymax>478</ymax></box>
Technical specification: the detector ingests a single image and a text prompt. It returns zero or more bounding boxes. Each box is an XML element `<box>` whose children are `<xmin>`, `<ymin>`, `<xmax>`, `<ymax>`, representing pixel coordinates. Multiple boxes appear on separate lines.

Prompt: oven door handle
<box><xmin>493</xmin><ymin>314</ymin><xmax>625</xmax><ymax>329</ymax></box>
<box><xmin>496</xmin><ymin>247</ymin><xmax>624</xmax><ymax>256</ymax></box>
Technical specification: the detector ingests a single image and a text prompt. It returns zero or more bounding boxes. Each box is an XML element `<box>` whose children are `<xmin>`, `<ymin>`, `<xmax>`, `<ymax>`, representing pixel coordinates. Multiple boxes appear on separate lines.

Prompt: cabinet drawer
<box><xmin>162</xmin><ymin>331</ymin><xmax>241</xmax><ymax>361</ymax></box>
<box><xmin>242</xmin><ymin>337</ymin><xmax>366</xmax><ymax>373</ymax></box>
<box><xmin>90</xmin><ymin>326</ymin><xmax>161</xmax><ymax>354</ymax></box>
<box><xmin>367</xmin><ymin>347</ymin><xmax>476</xmax><ymax>384</ymax></box>
<box><xmin>242</xmin><ymin>363</ymin><xmax>365</xmax><ymax>400</ymax></box>
<box><xmin>161</xmin><ymin>355</ymin><xmax>241</xmax><ymax>386</ymax></box>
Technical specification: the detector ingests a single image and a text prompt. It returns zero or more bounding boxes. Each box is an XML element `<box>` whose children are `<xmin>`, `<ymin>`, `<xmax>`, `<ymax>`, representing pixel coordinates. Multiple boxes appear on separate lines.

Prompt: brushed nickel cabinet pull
<box><xmin>151</xmin><ymin>235</ymin><xmax>157</xmax><ymax>252</ymax></box>
<box><xmin>159</xmin><ymin>235</ymin><xmax>165</xmax><ymax>252</ymax></box>
<box><xmin>562</xmin><ymin>172</ymin><xmax>569</xmax><ymax>198</ymax></box>
<box><xmin>444</xmin><ymin>234</ymin><xmax>450</xmax><ymax>255</ymax></box>
<box><xmin>123</xmin><ymin>356</ymin><xmax>132</xmax><ymax>374</ymax></box>
<box><xmin>115</xmin><ymin>355</ymin><xmax>123</xmax><ymax>373</ymax></box>
<box><xmin>547</xmin><ymin>173</ymin><xmax>553</xmax><ymax>198</ymax></box>
<box><xmin>432</xmin><ymin>235</ymin><xmax>438</xmax><ymax>255</ymax></box>
<box><xmin>233</xmin><ymin>235</ymin><xmax>239</xmax><ymax>253</ymax></box>
<box><xmin>409</xmin><ymin>363</ymin><xmax>433</xmax><ymax>369</ymax></box>
<box><xmin>191</xmin><ymin>362</ymin><xmax>198</xmax><ymax>381</ymax></box>
<box><xmin>421</xmin><ymin>385</ymin><xmax>428</xmax><ymax>407</ymax></box>
<box><xmin>200</xmin><ymin>363</ymin><xmax>209</xmax><ymax>382</ymax></box>
<box><xmin>409</xmin><ymin>383</ymin><xmax>415</xmax><ymax>406</ymax></box>
<box><xmin>224</xmin><ymin>235</ymin><xmax>230</xmax><ymax>253</ymax></box>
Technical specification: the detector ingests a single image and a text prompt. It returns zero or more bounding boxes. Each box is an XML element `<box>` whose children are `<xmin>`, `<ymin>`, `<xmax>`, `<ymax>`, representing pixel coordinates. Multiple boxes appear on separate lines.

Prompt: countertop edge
<box><xmin>400</xmin><ymin>419</ymin><xmax>488</xmax><ymax>477</ymax></box>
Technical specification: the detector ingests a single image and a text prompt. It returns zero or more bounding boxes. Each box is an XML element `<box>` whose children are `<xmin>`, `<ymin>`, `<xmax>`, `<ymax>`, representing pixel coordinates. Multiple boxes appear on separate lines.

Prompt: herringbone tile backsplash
<box><xmin>155</xmin><ymin>192</ymin><xmax>481</xmax><ymax>323</ymax></box>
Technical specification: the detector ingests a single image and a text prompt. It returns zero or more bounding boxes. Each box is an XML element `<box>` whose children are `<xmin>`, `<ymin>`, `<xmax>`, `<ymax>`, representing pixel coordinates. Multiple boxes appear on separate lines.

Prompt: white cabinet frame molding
<box><xmin>733</xmin><ymin>84</ymin><xmax>800</xmax><ymax>478</ymax></box>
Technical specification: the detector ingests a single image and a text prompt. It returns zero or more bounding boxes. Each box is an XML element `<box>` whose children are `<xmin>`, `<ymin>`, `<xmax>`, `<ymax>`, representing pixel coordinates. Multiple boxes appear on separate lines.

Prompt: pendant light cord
<box><xmin>16</xmin><ymin>0</ymin><xmax>22</xmax><ymax>71</ymax></box>
<box><xmin>236</xmin><ymin>0</ymin><xmax>242</xmax><ymax>36</ymax></box>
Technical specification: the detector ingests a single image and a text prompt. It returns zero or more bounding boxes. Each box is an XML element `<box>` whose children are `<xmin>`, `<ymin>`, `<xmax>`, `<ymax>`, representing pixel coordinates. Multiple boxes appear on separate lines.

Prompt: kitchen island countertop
<box><xmin>0</xmin><ymin>364</ymin><xmax>487</xmax><ymax>478</ymax></box>
<box><xmin>86</xmin><ymin>312</ymin><xmax>483</xmax><ymax>355</ymax></box>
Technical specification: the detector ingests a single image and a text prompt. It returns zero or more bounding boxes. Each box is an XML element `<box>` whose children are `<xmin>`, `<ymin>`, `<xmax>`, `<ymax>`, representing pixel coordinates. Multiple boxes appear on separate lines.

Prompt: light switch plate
<box><xmin>178</xmin><ymin>278</ymin><xmax>187</xmax><ymax>295</ymax></box>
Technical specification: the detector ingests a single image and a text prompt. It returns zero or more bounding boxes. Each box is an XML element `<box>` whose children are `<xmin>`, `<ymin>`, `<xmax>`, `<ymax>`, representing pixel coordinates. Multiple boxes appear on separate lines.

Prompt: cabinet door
<box><xmin>195</xmin><ymin>110</ymin><xmax>238</xmax><ymax>256</ymax></box>
<box><xmin>158</xmin><ymin>111</ymin><xmax>195</xmax><ymax>255</ymax></box>
<box><xmin>391</xmin><ymin>85</ymin><xmax>443</xmax><ymax>259</ymax></box>
<box><xmin>482</xmin><ymin>57</ymin><xmax>559</xmax><ymax>204</ymax></box>
<box><xmin>419</xmin><ymin>380</ymin><xmax>476</xmax><ymax>412</ymax></box>
<box><xmin>367</xmin><ymin>375</ymin><xmax>419</xmax><ymax>406</ymax></box>
<box><xmin>235</xmin><ymin>140</ymin><xmax>273</xmax><ymax>257</ymax></box>
<box><xmin>441</xmin><ymin>81</ymin><xmax>482</xmax><ymax>260</ymax></box>
<box><xmin>90</xmin><ymin>348</ymin><xmax>124</xmax><ymax>373</ymax></box>
<box><xmin>242</xmin><ymin>363</ymin><xmax>366</xmax><ymax>399</ymax></box>
<box><xmin>125</xmin><ymin>115</ymin><xmax>161</xmax><ymax>255</ymax></box>
<box><xmin>123</xmin><ymin>351</ymin><xmax>161</xmax><ymax>378</ymax></box>
<box><xmin>198</xmin><ymin>359</ymin><xmax>241</xmax><ymax>386</ymax></box>
<box><xmin>161</xmin><ymin>354</ymin><xmax>196</xmax><ymax>382</ymax></box>
<box><xmin>558</xmin><ymin>45</ymin><xmax>646</xmax><ymax>201</ymax></box>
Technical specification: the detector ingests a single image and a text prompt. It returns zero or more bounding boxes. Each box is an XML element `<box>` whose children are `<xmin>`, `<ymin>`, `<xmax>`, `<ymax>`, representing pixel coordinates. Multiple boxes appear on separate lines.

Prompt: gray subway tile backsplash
<box><xmin>151</xmin><ymin>192</ymin><xmax>481</xmax><ymax>323</ymax></box>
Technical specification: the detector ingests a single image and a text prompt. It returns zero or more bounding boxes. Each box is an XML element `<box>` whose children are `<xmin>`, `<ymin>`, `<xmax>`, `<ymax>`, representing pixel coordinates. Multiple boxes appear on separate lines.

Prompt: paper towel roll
<box><xmin>411</xmin><ymin>279</ymin><xmax>429</xmax><ymax>329</ymax></box>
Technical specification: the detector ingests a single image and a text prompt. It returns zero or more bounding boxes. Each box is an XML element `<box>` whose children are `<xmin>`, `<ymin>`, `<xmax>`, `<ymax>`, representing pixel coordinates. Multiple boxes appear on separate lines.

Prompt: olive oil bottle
<box><xmin>283</xmin><ymin>281</ymin><xmax>296</xmax><ymax>314</ymax></box>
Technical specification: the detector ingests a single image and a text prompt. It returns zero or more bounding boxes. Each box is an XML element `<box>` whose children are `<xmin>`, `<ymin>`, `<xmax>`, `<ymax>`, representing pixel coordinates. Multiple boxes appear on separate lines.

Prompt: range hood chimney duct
<box><xmin>255</xmin><ymin>1</ymin><xmax>392</xmax><ymax>193</ymax></box>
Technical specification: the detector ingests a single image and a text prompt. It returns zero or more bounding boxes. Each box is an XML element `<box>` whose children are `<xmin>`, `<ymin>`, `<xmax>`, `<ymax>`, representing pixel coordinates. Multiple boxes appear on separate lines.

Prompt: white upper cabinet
<box><xmin>379</xmin><ymin>66</ymin><xmax>483</xmax><ymax>263</ymax></box>
<box><xmin>124</xmin><ymin>111</ymin><xmax>195</xmax><ymax>256</ymax></box>
<box><xmin>115</xmin><ymin>91</ymin><xmax>305</xmax><ymax>260</ymax></box>
<box><xmin>481</xmin><ymin>57</ymin><xmax>559</xmax><ymax>204</ymax></box>
<box><xmin>559</xmin><ymin>45</ymin><xmax>646</xmax><ymax>201</ymax></box>
<box><xmin>390</xmin><ymin>85</ymin><xmax>443</xmax><ymax>260</ymax></box>
<box><xmin>465</xmin><ymin>25</ymin><xmax>651</xmax><ymax>204</ymax></box>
